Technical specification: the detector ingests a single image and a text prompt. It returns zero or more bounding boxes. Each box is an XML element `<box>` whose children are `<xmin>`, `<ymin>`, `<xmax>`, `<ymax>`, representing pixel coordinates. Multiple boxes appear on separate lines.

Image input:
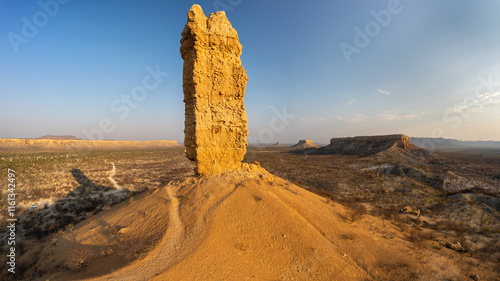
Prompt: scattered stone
<box><xmin>399</xmin><ymin>206</ymin><xmax>421</xmax><ymax>217</ymax></box>
<box><xmin>400</xmin><ymin>206</ymin><xmax>412</xmax><ymax>214</ymax></box>
<box><xmin>411</xmin><ymin>209</ymin><xmax>421</xmax><ymax>217</ymax></box>
<box><xmin>180</xmin><ymin>4</ymin><xmax>248</xmax><ymax>176</ymax></box>
<box><xmin>118</xmin><ymin>227</ymin><xmax>130</xmax><ymax>235</ymax></box>
<box><xmin>445</xmin><ymin>241</ymin><xmax>466</xmax><ymax>253</ymax></box>
<box><xmin>469</xmin><ymin>274</ymin><xmax>479</xmax><ymax>281</ymax></box>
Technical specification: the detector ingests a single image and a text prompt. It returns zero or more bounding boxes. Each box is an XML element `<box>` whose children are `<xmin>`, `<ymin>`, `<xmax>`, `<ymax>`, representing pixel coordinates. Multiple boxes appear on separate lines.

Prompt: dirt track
<box><xmin>90</xmin><ymin>185</ymin><xmax>183</xmax><ymax>281</ymax></box>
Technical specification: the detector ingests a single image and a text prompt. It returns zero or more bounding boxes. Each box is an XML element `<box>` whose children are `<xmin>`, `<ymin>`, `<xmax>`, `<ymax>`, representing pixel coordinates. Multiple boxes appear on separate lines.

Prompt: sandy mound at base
<box><xmin>36</xmin><ymin>164</ymin><xmax>466</xmax><ymax>281</ymax></box>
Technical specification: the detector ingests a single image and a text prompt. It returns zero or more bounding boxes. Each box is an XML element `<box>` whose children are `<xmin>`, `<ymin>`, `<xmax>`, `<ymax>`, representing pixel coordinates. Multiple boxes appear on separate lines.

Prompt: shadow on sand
<box><xmin>19</xmin><ymin>168</ymin><xmax>129</xmax><ymax>240</ymax></box>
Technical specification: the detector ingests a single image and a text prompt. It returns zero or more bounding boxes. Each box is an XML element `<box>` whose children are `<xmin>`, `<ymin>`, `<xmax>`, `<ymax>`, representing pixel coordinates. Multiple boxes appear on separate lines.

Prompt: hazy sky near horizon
<box><xmin>1</xmin><ymin>0</ymin><xmax>500</xmax><ymax>143</ymax></box>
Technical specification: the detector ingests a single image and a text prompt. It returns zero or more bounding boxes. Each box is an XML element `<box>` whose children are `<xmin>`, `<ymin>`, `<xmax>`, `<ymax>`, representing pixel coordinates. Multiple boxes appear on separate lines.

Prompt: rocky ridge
<box><xmin>0</xmin><ymin>139</ymin><xmax>180</xmax><ymax>150</ymax></box>
<box><xmin>315</xmin><ymin>134</ymin><xmax>423</xmax><ymax>156</ymax></box>
<box><xmin>37</xmin><ymin>135</ymin><xmax>81</xmax><ymax>140</ymax></box>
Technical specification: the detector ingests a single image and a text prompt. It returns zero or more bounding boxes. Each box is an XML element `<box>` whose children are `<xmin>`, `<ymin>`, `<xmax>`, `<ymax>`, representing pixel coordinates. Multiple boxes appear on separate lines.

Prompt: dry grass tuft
<box><xmin>64</xmin><ymin>246</ymin><xmax>95</xmax><ymax>270</ymax></box>
<box><xmin>346</xmin><ymin>203</ymin><xmax>366</xmax><ymax>222</ymax></box>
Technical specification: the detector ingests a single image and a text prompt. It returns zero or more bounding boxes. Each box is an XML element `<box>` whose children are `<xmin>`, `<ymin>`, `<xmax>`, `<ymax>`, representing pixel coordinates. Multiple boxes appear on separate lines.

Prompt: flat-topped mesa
<box><xmin>180</xmin><ymin>4</ymin><xmax>248</xmax><ymax>176</ymax></box>
<box><xmin>0</xmin><ymin>139</ymin><xmax>180</xmax><ymax>150</ymax></box>
<box><xmin>300</xmin><ymin>140</ymin><xmax>314</xmax><ymax>144</ymax></box>
<box><xmin>330</xmin><ymin>134</ymin><xmax>410</xmax><ymax>149</ymax></box>
<box><xmin>315</xmin><ymin>134</ymin><xmax>418</xmax><ymax>156</ymax></box>
<box><xmin>292</xmin><ymin>140</ymin><xmax>320</xmax><ymax>148</ymax></box>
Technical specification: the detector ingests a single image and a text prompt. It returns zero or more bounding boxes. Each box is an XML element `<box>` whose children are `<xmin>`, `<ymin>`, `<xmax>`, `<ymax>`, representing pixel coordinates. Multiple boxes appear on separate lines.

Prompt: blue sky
<box><xmin>1</xmin><ymin>0</ymin><xmax>499</xmax><ymax>143</ymax></box>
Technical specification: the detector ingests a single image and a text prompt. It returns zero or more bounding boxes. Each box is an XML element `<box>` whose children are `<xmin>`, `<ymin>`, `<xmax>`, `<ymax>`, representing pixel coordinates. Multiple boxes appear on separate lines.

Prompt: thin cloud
<box><xmin>298</xmin><ymin>116</ymin><xmax>327</xmax><ymax>122</ymax></box>
<box><xmin>373</xmin><ymin>90</ymin><xmax>391</xmax><ymax>96</ymax></box>
<box><xmin>348</xmin><ymin>98</ymin><xmax>356</xmax><ymax>105</ymax></box>
<box><xmin>444</xmin><ymin>91</ymin><xmax>500</xmax><ymax>115</ymax></box>
<box><xmin>404</xmin><ymin>114</ymin><xmax>422</xmax><ymax>119</ymax></box>
<box><xmin>335</xmin><ymin>114</ymin><xmax>365</xmax><ymax>123</ymax></box>
<box><xmin>311</xmin><ymin>117</ymin><xmax>327</xmax><ymax>122</ymax></box>
<box><xmin>348</xmin><ymin>114</ymin><xmax>369</xmax><ymax>123</ymax></box>
<box><xmin>376</xmin><ymin>111</ymin><xmax>424</xmax><ymax>121</ymax></box>
<box><xmin>376</xmin><ymin>113</ymin><xmax>400</xmax><ymax>121</ymax></box>
<box><xmin>336</xmin><ymin>111</ymin><xmax>424</xmax><ymax>123</ymax></box>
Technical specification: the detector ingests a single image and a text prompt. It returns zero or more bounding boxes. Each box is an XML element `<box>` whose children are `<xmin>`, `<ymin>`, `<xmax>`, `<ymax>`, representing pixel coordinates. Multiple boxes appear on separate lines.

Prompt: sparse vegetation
<box><xmin>1</xmin><ymin>146</ymin><xmax>498</xmax><ymax>279</ymax></box>
<box><xmin>346</xmin><ymin>203</ymin><xmax>366</xmax><ymax>222</ymax></box>
<box><xmin>64</xmin><ymin>246</ymin><xmax>95</xmax><ymax>270</ymax></box>
<box><xmin>0</xmin><ymin>148</ymin><xmax>194</xmax><ymax>242</ymax></box>
<box><xmin>243</xmin><ymin>145</ymin><xmax>500</xmax><ymax>278</ymax></box>
<box><xmin>0</xmin><ymin>148</ymin><xmax>194</xmax><ymax>279</ymax></box>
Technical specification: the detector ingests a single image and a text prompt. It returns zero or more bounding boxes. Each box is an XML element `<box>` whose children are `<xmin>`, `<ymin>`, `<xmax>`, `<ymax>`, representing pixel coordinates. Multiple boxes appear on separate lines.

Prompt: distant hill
<box><xmin>411</xmin><ymin>137</ymin><xmax>500</xmax><ymax>150</ymax></box>
<box><xmin>37</xmin><ymin>135</ymin><xmax>81</xmax><ymax>140</ymax></box>
<box><xmin>0</xmin><ymin>138</ymin><xmax>180</xmax><ymax>150</ymax></box>
<box><xmin>273</xmin><ymin>142</ymin><xmax>287</xmax><ymax>147</ymax></box>
<box><xmin>314</xmin><ymin>134</ymin><xmax>428</xmax><ymax>157</ymax></box>
<box><xmin>291</xmin><ymin>140</ymin><xmax>320</xmax><ymax>149</ymax></box>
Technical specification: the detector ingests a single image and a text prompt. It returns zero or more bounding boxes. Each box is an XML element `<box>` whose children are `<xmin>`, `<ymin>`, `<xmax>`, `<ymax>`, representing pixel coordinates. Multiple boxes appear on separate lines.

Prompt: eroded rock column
<box><xmin>180</xmin><ymin>4</ymin><xmax>248</xmax><ymax>176</ymax></box>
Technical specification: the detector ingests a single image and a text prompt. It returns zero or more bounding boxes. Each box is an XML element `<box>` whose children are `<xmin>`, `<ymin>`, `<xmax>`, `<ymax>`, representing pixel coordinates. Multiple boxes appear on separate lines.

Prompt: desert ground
<box><xmin>1</xmin><ymin>144</ymin><xmax>499</xmax><ymax>280</ymax></box>
<box><xmin>3</xmin><ymin>2</ymin><xmax>499</xmax><ymax>280</ymax></box>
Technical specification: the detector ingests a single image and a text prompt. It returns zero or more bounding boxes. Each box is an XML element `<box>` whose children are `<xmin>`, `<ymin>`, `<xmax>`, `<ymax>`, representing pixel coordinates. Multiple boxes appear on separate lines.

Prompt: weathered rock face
<box><xmin>330</xmin><ymin>134</ymin><xmax>410</xmax><ymax>149</ymax></box>
<box><xmin>316</xmin><ymin>134</ymin><xmax>416</xmax><ymax>155</ymax></box>
<box><xmin>180</xmin><ymin>4</ymin><xmax>248</xmax><ymax>176</ymax></box>
<box><xmin>331</xmin><ymin>134</ymin><xmax>409</xmax><ymax>144</ymax></box>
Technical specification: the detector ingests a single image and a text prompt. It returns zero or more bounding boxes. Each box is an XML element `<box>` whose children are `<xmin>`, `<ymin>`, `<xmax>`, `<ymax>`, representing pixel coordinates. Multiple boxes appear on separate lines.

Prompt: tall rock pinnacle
<box><xmin>180</xmin><ymin>4</ymin><xmax>248</xmax><ymax>176</ymax></box>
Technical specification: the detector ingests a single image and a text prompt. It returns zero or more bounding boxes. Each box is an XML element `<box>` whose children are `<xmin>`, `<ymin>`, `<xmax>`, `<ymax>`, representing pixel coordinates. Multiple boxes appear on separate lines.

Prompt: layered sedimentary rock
<box><xmin>330</xmin><ymin>134</ymin><xmax>410</xmax><ymax>149</ymax></box>
<box><xmin>291</xmin><ymin>140</ymin><xmax>320</xmax><ymax>149</ymax></box>
<box><xmin>0</xmin><ymin>139</ymin><xmax>180</xmax><ymax>150</ymax></box>
<box><xmin>315</xmin><ymin>134</ymin><xmax>419</xmax><ymax>155</ymax></box>
<box><xmin>180</xmin><ymin>4</ymin><xmax>248</xmax><ymax>176</ymax></box>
